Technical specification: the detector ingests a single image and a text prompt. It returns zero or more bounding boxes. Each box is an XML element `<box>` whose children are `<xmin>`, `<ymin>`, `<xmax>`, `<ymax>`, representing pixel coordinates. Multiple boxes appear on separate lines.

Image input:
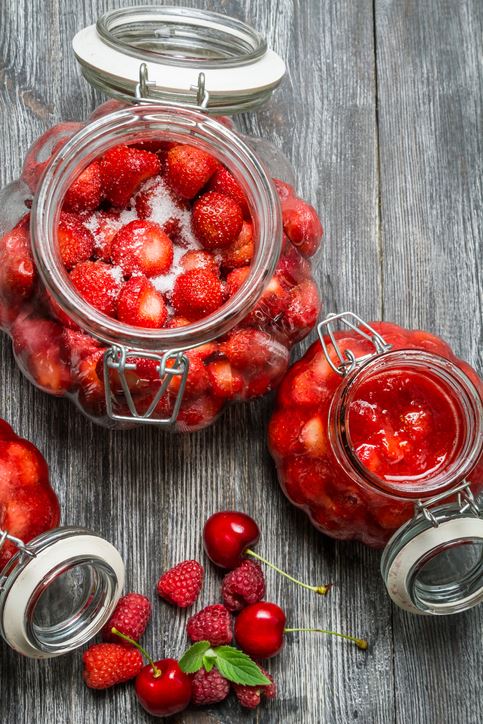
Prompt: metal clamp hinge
<box><xmin>0</xmin><ymin>528</ymin><xmax>36</xmax><ymax>587</ymax></box>
<box><xmin>318</xmin><ymin>312</ymin><xmax>392</xmax><ymax>376</ymax></box>
<box><xmin>104</xmin><ymin>346</ymin><xmax>189</xmax><ymax>426</ymax></box>
<box><xmin>415</xmin><ymin>480</ymin><xmax>481</xmax><ymax>528</ymax></box>
<box><xmin>135</xmin><ymin>62</ymin><xmax>210</xmax><ymax>109</ymax></box>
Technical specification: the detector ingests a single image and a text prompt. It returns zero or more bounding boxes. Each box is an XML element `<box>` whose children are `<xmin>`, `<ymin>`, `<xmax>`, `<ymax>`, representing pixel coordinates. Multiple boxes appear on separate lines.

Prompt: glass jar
<box><xmin>0</xmin><ymin>7</ymin><xmax>323</xmax><ymax>431</ymax></box>
<box><xmin>269</xmin><ymin>312</ymin><xmax>483</xmax><ymax>614</ymax></box>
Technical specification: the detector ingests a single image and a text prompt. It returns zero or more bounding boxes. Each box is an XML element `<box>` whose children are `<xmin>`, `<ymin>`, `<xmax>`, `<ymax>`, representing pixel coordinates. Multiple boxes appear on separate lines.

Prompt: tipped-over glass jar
<box><xmin>269</xmin><ymin>312</ymin><xmax>483</xmax><ymax>615</ymax></box>
<box><xmin>0</xmin><ymin>7</ymin><xmax>323</xmax><ymax>431</ymax></box>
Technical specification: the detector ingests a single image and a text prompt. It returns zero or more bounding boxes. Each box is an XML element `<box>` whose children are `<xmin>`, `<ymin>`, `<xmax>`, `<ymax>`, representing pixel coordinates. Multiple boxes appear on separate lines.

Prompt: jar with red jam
<box><xmin>269</xmin><ymin>312</ymin><xmax>483</xmax><ymax>614</ymax></box>
<box><xmin>0</xmin><ymin>7</ymin><xmax>323</xmax><ymax>431</ymax></box>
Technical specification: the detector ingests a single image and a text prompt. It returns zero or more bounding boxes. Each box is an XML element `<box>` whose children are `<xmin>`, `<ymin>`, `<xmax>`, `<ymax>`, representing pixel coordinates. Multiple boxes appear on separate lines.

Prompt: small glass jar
<box><xmin>0</xmin><ymin>7</ymin><xmax>323</xmax><ymax>431</ymax></box>
<box><xmin>269</xmin><ymin>312</ymin><xmax>483</xmax><ymax>614</ymax></box>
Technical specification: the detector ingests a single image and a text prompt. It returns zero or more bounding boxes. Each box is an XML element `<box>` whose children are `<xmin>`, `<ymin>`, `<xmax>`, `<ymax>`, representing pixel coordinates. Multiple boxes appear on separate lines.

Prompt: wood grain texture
<box><xmin>0</xmin><ymin>1</ymin><xmax>481</xmax><ymax>723</ymax></box>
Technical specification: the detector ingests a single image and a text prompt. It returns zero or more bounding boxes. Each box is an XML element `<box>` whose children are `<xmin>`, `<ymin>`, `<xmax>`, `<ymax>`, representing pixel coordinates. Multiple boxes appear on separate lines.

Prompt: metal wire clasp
<box><xmin>104</xmin><ymin>346</ymin><xmax>189</xmax><ymax>426</ymax></box>
<box><xmin>415</xmin><ymin>481</ymin><xmax>481</xmax><ymax>528</ymax></box>
<box><xmin>317</xmin><ymin>312</ymin><xmax>392</xmax><ymax>376</ymax></box>
<box><xmin>0</xmin><ymin>529</ymin><xmax>36</xmax><ymax>566</ymax></box>
<box><xmin>134</xmin><ymin>62</ymin><xmax>210</xmax><ymax>109</ymax></box>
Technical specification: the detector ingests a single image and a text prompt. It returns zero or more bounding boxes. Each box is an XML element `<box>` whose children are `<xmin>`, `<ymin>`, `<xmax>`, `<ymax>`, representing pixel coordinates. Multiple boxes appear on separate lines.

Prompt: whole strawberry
<box><xmin>191</xmin><ymin>668</ymin><xmax>230</xmax><ymax>705</ymax></box>
<box><xmin>82</xmin><ymin>643</ymin><xmax>143</xmax><ymax>689</ymax></box>
<box><xmin>187</xmin><ymin>604</ymin><xmax>232</xmax><ymax>646</ymax></box>
<box><xmin>234</xmin><ymin>666</ymin><xmax>276</xmax><ymax>709</ymax></box>
<box><xmin>221</xmin><ymin>560</ymin><xmax>265</xmax><ymax>612</ymax></box>
<box><xmin>157</xmin><ymin>560</ymin><xmax>204</xmax><ymax>608</ymax></box>
<box><xmin>192</xmin><ymin>191</ymin><xmax>243</xmax><ymax>249</ymax></box>
<box><xmin>165</xmin><ymin>144</ymin><xmax>219</xmax><ymax>199</ymax></box>
<box><xmin>171</xmin><ymin>268</ymin><xmax>224</xmax><ymax>321</ymax></box>
<box><xmin>101</xmin><ymin>593</ymin><xmax>151</xmax><ymax>643</ymax></box>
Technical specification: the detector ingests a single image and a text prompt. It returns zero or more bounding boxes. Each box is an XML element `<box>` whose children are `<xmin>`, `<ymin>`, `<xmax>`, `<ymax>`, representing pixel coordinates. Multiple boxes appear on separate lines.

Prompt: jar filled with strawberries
<box><xmin>0</xmin><ymin>8</ymin><xmax>323</xmax><ymax>430</ymax></box>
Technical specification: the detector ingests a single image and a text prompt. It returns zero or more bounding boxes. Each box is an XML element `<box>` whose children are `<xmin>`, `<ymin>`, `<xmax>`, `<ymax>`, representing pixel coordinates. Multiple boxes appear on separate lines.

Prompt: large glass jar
<box><xmin>0</xmin><ymin>7</ymin><xmax>323</xmax><ymax>431</ymax></box>
<box><xmin>269</xmin><ymin>312</ymin><xmax>483</xmax><ymax>615</ymax></box>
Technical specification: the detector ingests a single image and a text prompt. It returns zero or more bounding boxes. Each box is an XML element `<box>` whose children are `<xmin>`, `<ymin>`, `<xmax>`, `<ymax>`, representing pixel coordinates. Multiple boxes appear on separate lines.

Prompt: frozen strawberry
<box><xmin>167</xmin><ymin>351</ymin><xmax>210</xmax><ymax>397</ymax></box>
<box><xmin>276</xmin><ymin>245</ymin><xmax>311</xmax><ymax>287</ymax></box>
<box><xmin>110</xmin><ymin>220</ymin><xmax>173</xmax><ymax>277</ymax></box>
<box><xmin>62</xmin><ymin>328</ymin><xmax>101</xmax><ymax>366</ymax></box>
<box><xmin>0</xmin><ymin>215</ymin><xmax>36</xmax><ymax>303</ymax></box>
<box><xmin>273</xmin><ymin>178</ymin><xmax>296</xmax><ymax>202</ymax></box>
<box><xmin>180</xmin><ymin>250</ymin><xmax>219</xmax><ymax>275</ymax></box>
<box><xmin>57</xmin><ymin>212</ymin><xmax>94</xmax><ymax>270</ymax></box>
<box><xmin>11</xmin><ymin>316</ymin><xmax>71</xmax><ymax>395</ymax></box>
<box><xmin>63</xmin><ymin>161</ymin><xmax>102</xmax><ymax>213</ymax></box>
<box><xmin>46</xmin><ymin>291</ymin><xmax>79</xmax><ymax>330</ymax></box>
<box><xmin>172</xmin><ymin>268</ymin><xmax>224</xmax><ymax>321</ymax></box>
<box><xmin>21</xmin><ymin>122</ymin><xmax>83</xmax><ymax>193</ymax></box>
<box><xmin>117</xmin><ymin>275</ymin><xmax>167</xmax><ymax>328</ymax></box>
<box><xmin>70</xmin><ymin>261</ymin><xmax>123</xmax><ymax>317</ymax></box>
<box><xmin>219</xmin><ymin>221</ymin><xmax>254</xmax><ymax>269</ymax></box>
<box><xmin>206</xmin><ymin>359</ymin><xmax>244</xmax><ymax>399</ymax></box>
<box><xmin>221</xmin><ymin>329</ymin><xmax>273</xmax><ymax>370</ymax></box>
<box><xmin>176</xmin><ymin>395</ymin><xmax>224</xmax><ymax>431</ymax></box>
<box><xmin>244</xmin><ymin>276</ymin><xmax>288</xmax><ymax>327</ymax></box>
<box><xmin>207</xmin><ymin>166</ymin><xmax>250</xmax><ymax>218</ymax></box>
<box><xmin>165</xmin><ymin>144</ymin><xmax>219</xmax><ymax>199</ymax></box>
<box><xmin>283</xmin><ymin>279</ymin><xmax>321</xmax><ymax>340</ymax></box>
<box><xmin>282</xmin><ymin>196</ymin><xmax>323</xmax><ymax>258</ymax></box>
<box><xmin>88</xmin><ymin>209</ymin><xmax>121</xmax><ymax>262</ymax></box>
<box><xmin>99</xmin><ymin>144</ymin><xmax>161</xmax><ymax>207</ymax></box>
<box><xmin>192</xmin><ymin>191</ymin><xmax>243</xmax><ymax>250</ymax></box>
<box><xmin>225</xmin><ymin>266</ymin><xmax>250</xmax><ymax>297</ymax></box>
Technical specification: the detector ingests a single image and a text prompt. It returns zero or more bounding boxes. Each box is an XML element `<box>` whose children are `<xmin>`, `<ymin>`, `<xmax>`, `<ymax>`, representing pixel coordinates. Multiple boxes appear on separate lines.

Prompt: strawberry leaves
<box><xmin>179</xmin><ymin>642</ymin><xmax>270</xmax><ymax>686</ymax></box>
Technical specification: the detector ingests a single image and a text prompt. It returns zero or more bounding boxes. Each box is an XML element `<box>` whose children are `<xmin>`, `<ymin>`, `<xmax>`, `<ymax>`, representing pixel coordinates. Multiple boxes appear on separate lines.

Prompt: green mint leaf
<box><xmin>214</xmin><ymin>646</ymin><xmax>271</xmax><ymax>686</ymax></box>
<box><xmin>202</xmin><ymin>655</ymin><xmax>215</xmax><ymax>672</ymax></box>
<box><xmin>179</xmin><ymin>641</ymin><xmax>211</xmax><ymax>674</ymax></box>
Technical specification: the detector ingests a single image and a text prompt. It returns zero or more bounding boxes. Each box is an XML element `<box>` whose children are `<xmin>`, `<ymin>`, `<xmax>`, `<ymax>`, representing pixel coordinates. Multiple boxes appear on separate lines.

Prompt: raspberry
<box><xmin>57</xmin><ymin>211</ymin><xmax>94</xmax><ymax>270</ymax></box>
<box><xmin>192</xmin><ymin>191</ymin><xmax>243</xmax><ymax>250</ymax></box>
<box><xmin>187</xmin><ymin>604</ymin><xmax>232</xmax><ymax>646</ymax></box>
<box><xmin>101</xmin><ymin>593</ymin><xmax>151</xmax><ymax>643</ymax></box>
<box><xmin>157</xmin><ymin>560</ymin><xmax>204</xmax><ymax>608</ymax></box>
<box><xmin>171</xmin><ymin>268</ymin><xmax>224</xmax><ymax>321</ymax></box>
<box><xmin>99</xmin><ymin>144</ymin><xmax>161</xmax><ymax>207</ymax></box>
<box><xmin>165</xmin><ymin>144</ymin><xmax>219</xmax><ymax>199</ymax></box>
<box><xmin>70</xmin><ymin>261</ymin><xmax>123</xmax><ymax>317</ymax></box>
<box><xmin>82</xmin><ymin>643</ymin><xmax>143</xmax><ymax>689</ymax></box>
<box><xmin>191</xmin><ymin>668</ymin><xmax>230</xmax><ymax>705</ymax></box>
<box><xmin>221</xmin><ymin>560</ymin><xmax>265</xmax><ymax>612</ymax></box>
<box><xmin>63</xmin><ymin>161</ymin><xmax>102</xmax><ymax>213</ymax></box>
<box><xmin>233</xmin><ymin>667</ymin><xmax>276</xmax><ymax>708</ymax></box>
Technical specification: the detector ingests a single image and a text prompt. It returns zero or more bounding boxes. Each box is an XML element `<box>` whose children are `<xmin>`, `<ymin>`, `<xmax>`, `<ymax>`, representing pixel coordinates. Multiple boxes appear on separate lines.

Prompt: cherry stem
<box><xmin>245</xmin><ymin>549</ymin><xmax>331</xmax><ymax>596</ymax></box>
<box><xmin>111</xmin><ymin>627</ymin><xmax>162</xmax><ymax>677</ymax></box>
<box><xmin>284</xmin><ymin>627</ymin><xmax>368</xmax><ymax>650</ymax></box>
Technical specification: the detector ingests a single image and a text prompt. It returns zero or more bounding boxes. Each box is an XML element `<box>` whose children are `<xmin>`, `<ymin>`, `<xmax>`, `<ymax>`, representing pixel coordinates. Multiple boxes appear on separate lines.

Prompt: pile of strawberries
<box><xmin>0</xmin><ymin>110</ymin><xmax>323</xmax><ymax>430</ymax></box>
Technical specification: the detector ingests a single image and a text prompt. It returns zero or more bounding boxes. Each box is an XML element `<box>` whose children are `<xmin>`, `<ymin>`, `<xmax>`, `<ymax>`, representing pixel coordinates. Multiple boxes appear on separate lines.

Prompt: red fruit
<box><xmin>12</xmin><ymin>316</ymin><xmax>71</xmax><ymax>394</ymax></box>
<box><xmin>206</xmin><ymin>359</ymin><xmax>244</xmax><ymax>399</ymax></box>
<box><xmin>157</xmin><ymin>560</ymin><xmax>204</xmax><ymax>608</ymax></box>
<box><xmin>221</xmin><ymin>329</ymin><xmax>273</xmax><ymax>370</ymax></box>
<box><xmin>117</xmin><ymin>276</ymin><xmax>167</xmax><ymax>328</ymax></box>
<box><xmin>0</xmin><ymin>423</ymin><xmax>60</xmax><ymax>568</ymax></box>
<box><xmin>73</xmin><ymin>349</ymin><xmax>106</xmax><ymax>415</ymax></box>
<box><xmin>225</xmin><ymin>266</ymin><xmax>250</xmax><ymax>297</ymax></box>
<box><xmin>0</xmin><ymin>215</ymin><xmax>36</xmax><ymax>303</ymax></box>
<box><xmin>176</xmin><ymin>394</ymin><xmax>224</xmax><ymax>432</ymax></box>
<box><xmin>63</xmin><ymin>161</ymin><xmax>102</xmax><ymax>213</ymax></box>
<box><xmin>273</xmin><ymin>178</ymin><xmax>296</xmax><ymax>202</ymax></box>
<box><xmin>57</xmin><ymin>211</ymin><xmax>94</xmax><ymax>270</ymax></box>
<box><xmin>167</xmin><ymin>351</ymin><xmax>210</xmax><ymax>398</ymax></box>
<box><xmin>180</xmin><ymin>250</ymin><xmax>219</xmax><ymax>275</ymax></box>
<box><xmin>172</xmin><ymin>268</ymin><xmax>224</xmax><ymax>321</ymax></box>
<box><xmin>221</xmin><ymin>560</ymin><xmax>265</xmax><ymax>612</ymax></box>
<box><xmin>135</xmin><ymin>658</ymin><xmax>192</xmax><ymax>717</ymax></box>
<box><xmin>282</xmin><ymin>196</ymin><xmax>323</xmax><ymax>258</ymax></box>
<box><xmin>276</xmin><ymin>245</ymin><xmax>311</xmax><ymax>287</ymax></box>
<box><xmin>70</xmin><ymin>261</ymin><xmax>123</xmax><ymax>316</ymax></box>
<box><xmin>192</xmin><ymin>191</ymin><xmax>243</xmax><ymax>250</ymax></box>
<box><xmin>100</xmin><ymin>144</ymin><xmax>161</xmax><ymax>207</ymax></box>
<box><xmin>47</xmin><ymin>292</ymin><xmax>79</xmax><ymax>330</ymax></box>
<box><xmin>102</xmin><ymin>593</ymin><xmax>151</xmax><ymax>643</ymax></box>
<box><xmin>187</xmin><ymin>604</ymin><xmax>233</xmax><ymax>646</ymax></box>
<box><xmin>283</xmin><ymin>279</ymin><xmax>321</xmax><ymax>340</ymax></box>
<box><xmin>207</xmin><ymin>166</ymin><xmax>250</xmax><ymax>218</ymax></box>
<box><xmin>234</xmin><ymin>602</ymin><xmax>286</xmax><ymax>659</ymax></box>
<box><xmin>88</xmin><ymin>209</ymin><xmax>121</xmax><ymax>262</ymax></box>
<box><xmin>110</xmin><ymin>220</ymin><xmax>173</xmax><ymax>277</ymax></box>
<box><xmin>245</xmin><ymin>276</ymin><xmax>288</xmax><ymax>327</ymax></box>
<box><xmin>165</xmin><ymin>144</ymin><xmax>219</xmax><ymax>199</ymax></box>
<box><xmin>219</xmin><ymin>221</ymin><xmax>254</xmax><ymax>269</ymax></box>
<box><xmin>21</xmin><ymin>122</ymin><xmax>83</xmax><ymax>193</ymax></box>
<box><xmin>82</xmin><ymin>643</ymin><xmax>143</xmax><ymax>689</ymax></box>
<box><xmin>191</xmin><ymin>668</ymin><xmax>230</xmax><ymax>706</ymax></box>
<box><xmin>203</xmin><ymin>511</ymin><xmax>260</xmax><ymax>569</ymax></box>
<box><xmin>234</xmin><ymin>666</ymin><xmax>276</xmax><ymax>708</ymax></box>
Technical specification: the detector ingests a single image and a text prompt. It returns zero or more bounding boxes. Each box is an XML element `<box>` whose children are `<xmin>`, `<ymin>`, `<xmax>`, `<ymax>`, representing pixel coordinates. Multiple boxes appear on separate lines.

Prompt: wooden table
<box><xmin>1</xmin><ymin>1</ymin><xmax>481</xmax><ymax>722</ymax></box>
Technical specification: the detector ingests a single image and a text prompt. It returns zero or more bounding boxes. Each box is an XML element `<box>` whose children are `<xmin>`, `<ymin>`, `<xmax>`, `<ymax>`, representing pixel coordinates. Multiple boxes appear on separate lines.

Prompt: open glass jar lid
<box><xmin>72</xmin><ymin>6</ymin><xmax>286</xmax><ymax>113</ymax></box>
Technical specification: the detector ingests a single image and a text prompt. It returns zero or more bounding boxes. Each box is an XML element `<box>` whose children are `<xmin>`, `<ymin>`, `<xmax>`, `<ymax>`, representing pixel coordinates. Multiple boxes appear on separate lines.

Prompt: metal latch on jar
<box><xmin>415</xmin><ymin>480</ymin><xmax>481</xmax><ymax>528</ymax></box>
<box><xmin>103</xmin><ymin>346</ymin><xmax>189</xmax><ymax>425</ymax></box>
<box><xmin>135</xmin><ymin>63</ymin><xmax>210</xmax><ymax>109</ymax></box>
<box><xmin>318</xmin><ymin>312</ymin><xmax>392</xmax><ymax>376</ymax></box>
<box><xmin>0</xmin><ymin>529</ymin><xmax>36</xmax><ymax>591</ymax></box>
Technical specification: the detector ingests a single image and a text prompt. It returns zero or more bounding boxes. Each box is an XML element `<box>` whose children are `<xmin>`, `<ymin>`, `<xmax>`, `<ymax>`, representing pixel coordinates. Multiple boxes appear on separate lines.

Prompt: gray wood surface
<box><xmin>0</xmin><ymin>1</ymin><xmax>481</xmax><ymax>723</ymax></box>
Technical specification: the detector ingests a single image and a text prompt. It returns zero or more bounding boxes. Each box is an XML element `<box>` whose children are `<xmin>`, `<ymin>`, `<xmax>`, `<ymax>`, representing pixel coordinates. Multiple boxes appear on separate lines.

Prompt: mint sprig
<box><xmin>179</xmin><ymin>642</ymin><xmax>270</xmax><ymax>687</ymax></box>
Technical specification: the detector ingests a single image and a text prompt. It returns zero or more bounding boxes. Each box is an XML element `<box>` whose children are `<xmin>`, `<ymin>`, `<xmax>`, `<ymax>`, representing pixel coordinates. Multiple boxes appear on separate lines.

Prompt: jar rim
<box><xmin>31</xmin><ymin>105</ymin><xmax>282</xmax><ymax>351</ymax></box>
<box><xmin>329</xmin><ymin>349</ymin><xmax>483</xmax><ymax>500</ymax></box>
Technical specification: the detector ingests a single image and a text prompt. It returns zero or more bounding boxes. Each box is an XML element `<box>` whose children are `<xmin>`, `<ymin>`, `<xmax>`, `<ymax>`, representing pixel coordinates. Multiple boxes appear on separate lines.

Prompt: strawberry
<box><xmin>225</xmin><ymin>266</ymin><xmax>250</xmax><ymax>297</ymax></box>
<box><xmin>88</xmin><ymin>209</ymin><xmax>121</xmax><ymax>262</ymax></box>
<box><xmin>117</xmin><ymin>275</ymin><xmax>167</xmax><ymax>328</ymax></box>
<box><xmin>82</xmin><ymin>643</ymin><xmax>143</xmax><ymax>689</ymax></box>
<box><xmin>167</xmin><ymin>351</ymin><xmax>210</xmax><ymax>397</ymax></box>
<box><xmin>282</xmin><ymin>196</ymin><xmax>323</xmax><ymax>258</ymax></box>
<box><xmin>221</xmin><ymin>560</ymin><xmax>265</xmax><ymax>612</ymax></box>
<box><xmin>11</xmin><ymin>316</ymin><xmax>71</xmax><ymax>395</ymax></box>
<box><xmin>192</xmin><ymin>191</ymin><xmax>243</xmax><ymax>250</ymax></box>
<box><xmin>70</xmin><ymin>261</ymin><xmax>123</xmax><ymax>316</ymax></box>
<box><xmin>157</xmin><ymin>560</ymin><xmax>204</xmax><ymax>608</ymax></box>
<box><xmin>46</xmin><ymin>292</ymin><xmax>79</xmax><ymax>330</ymax></box>
<box><xmin>206</xmin><ymin>359</ymin><xmax>244</xmax><ymax>399</ymax></box>
<box><xmin>21</xmin><ymin>122</ymin><xmax>83</xmax><ymax>193</ymax></box>
<box><xmin>244</xmin><ymin>276</ymin><xmax>288</xmax><ymax>327</ymax></box>
<box><xmin>102</xmin><ymin>593</ymin><xmax>151</xmax><ymax>643</ymax></box>
<box><xmin>207</xmin><ymin>166</ymin><xmax>250</xmax><ymax>217</ymax></box>
<box><xmin>62</xmin><ymin>329</ymin><xmax>101</xmax><ymax>366</ymax></box>
<box><xmin>219</xmin><ymin>221</ymin><xmax>254</xmax><ymax>269</ymax></box>
<box><xmin>273</xmin><ymin>177</ymin><xmax>296</xmax><ymax>202</ymax></box>
<box><xmin>234</xmin><ymin>667</ymin><xmax>276</xmax><ymax>708</ymax></box>
<box><xmin>165</xmin><ymin>144</ymin><xmax>219</xmax><ymax>199</ymax></box>
<box><xmin>191</xmin><ymin>668</ymin><xmax>230</xmax><ymax>705</ymax></box>
<box><xmin>283</xmin><ymin>279</ymin><xmax>321</xmax><ymax>341</ymax></box>
<box><xmin>176</xmin><ymin>395</ymin><xmax>224</xmax><ymax>431</ymax></box>
<box><xmin>166</xmin><ymin>315</ymin><xmax>191</xmax><ymax>329</ymax></box>
<box><xmin>172</xmin><ymin>268</ymin><xmax>224</xmax><ymax>321</ymax></box>
<box><xmin>276</xmin><ymin>245</ymin><xmax>311</xmax><ymax>287</ymax></box>
<box><xmin>0</xmin><ymin>215</ymin><xmax>36</xmax><ymax>303</ymax></box>
<box><xmin>99</xmin><ymin>144</ymin><xmax>161</xmax><ymax>207</ymax></box>
<box><xmin>110</xmin><ymin>220</ymin><xmax>173</xmax><ymax>277</ymax></box>
<box><xmin>63</xmin><ymin>161</ymin><xmax>102</xmax><ymax>213</ymax></box>
<box><xmin>267</xmin><ymin>408</ymin><xmax>309</xmax><ymax>458</ymax></box>
<box><xmin>221</xmin><ymin>329</ymin><xmax>273</xmax><ymax>370</ymax></box>
<box><xmin>180</xmin><ymin>250</ymin><xmax>219</xmax><ymax>275</ymax></box>
<box><xmin>57</xmin><ymin>211</ymin><xmax>94</xmax><ymax>270</ymax></box>
<box><xmin>186</xmin><ymin>604</ymin><xmax>233</xmax><ymax>646</ymax></box>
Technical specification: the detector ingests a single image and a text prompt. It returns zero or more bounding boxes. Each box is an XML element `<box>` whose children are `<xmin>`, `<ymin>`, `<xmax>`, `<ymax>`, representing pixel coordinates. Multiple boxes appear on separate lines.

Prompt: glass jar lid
<box><xmin>0</xmin><ymin>527</ymin><xmax>124</xmax><ymax>658</ymax></box>
<box><xmin>72</xmin><ymin>6</ymin><xmax>286</xmax><ymax>113</ymax></box>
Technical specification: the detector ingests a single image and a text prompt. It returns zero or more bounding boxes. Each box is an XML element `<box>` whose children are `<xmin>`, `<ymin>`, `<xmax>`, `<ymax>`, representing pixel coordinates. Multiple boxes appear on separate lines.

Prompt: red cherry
<box><xmin>234</xmin><ymin>602</ymin><xmax>287</xmax><ymax>659</ymax></box>
<box><xmin>135</xmin><ymin>658</ymin><xmax>192</xmax><ymax>718</ymax></box>
<box><xmin>203</xmin><ymin>511</ymin><xmax>260</xmax><ymax>568</ymax></box>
